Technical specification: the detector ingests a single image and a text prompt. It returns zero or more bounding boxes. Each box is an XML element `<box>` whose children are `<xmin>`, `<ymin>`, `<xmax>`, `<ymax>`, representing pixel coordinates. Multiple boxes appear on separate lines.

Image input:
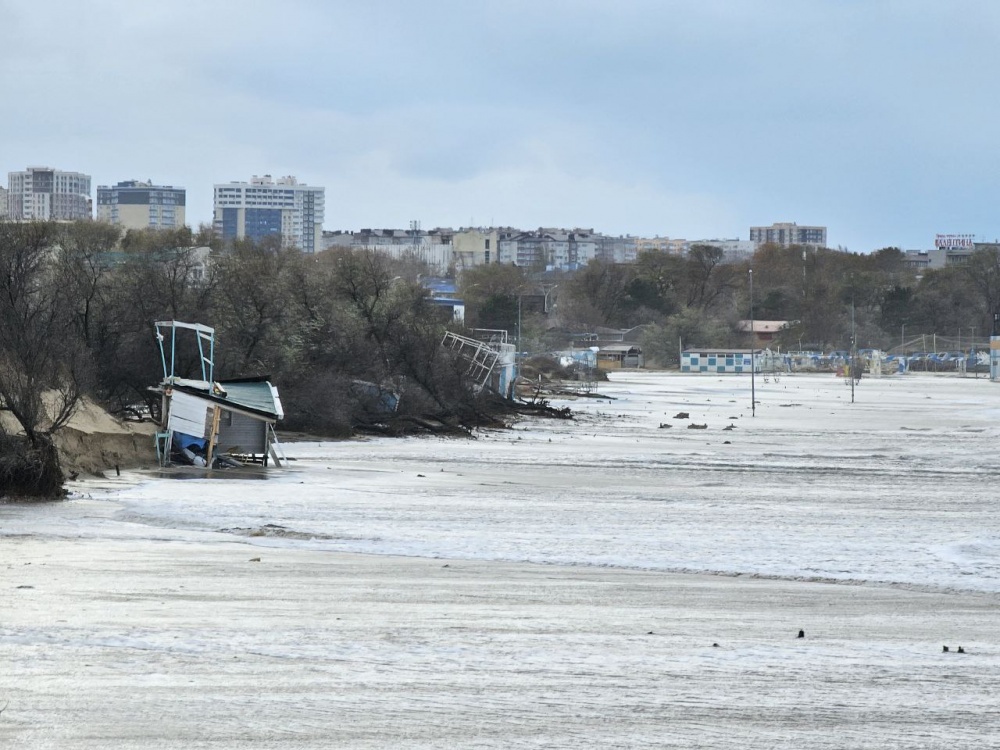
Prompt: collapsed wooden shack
<box><xmin>151</xmin><ymin>321</ymin><xmax>285</xmax><ymax>469</ymax></box>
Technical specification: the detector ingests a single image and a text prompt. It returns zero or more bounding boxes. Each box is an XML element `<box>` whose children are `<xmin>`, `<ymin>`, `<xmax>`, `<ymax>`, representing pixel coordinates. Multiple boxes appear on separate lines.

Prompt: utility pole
<box><xmin>802</xmin><ymin>248</ymin><xmax>807</xmax><ymax>295</ymax></box>
<box><xmin>850</xmin><ymin>297</ymin><xmax>856</xmax><ymax>404</ymax></box>
<box><xmin>972</xmin><ymin>326</ymin><xmax>978</xmax><ymax>378</ymax></box>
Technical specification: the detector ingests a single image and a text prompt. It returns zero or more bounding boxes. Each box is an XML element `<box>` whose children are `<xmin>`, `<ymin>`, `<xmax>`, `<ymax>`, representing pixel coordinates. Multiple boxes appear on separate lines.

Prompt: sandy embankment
<box><xmin>1</xmin><ymin>396</ymin><xmax>157</xmax><ymax>479</ymax></box>
<box><xmin>53</xmin><ymin>398</ymin><xmax>157</xmax><ymax>477</ymax></box>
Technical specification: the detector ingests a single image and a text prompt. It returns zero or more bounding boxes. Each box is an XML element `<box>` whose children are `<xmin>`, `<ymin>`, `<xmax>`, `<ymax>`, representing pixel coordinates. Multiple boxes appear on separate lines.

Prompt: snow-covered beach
<box><xmin>3</xmin><ymin>371</ymin><xmax>1000</xmax><ymax>748</ymax></box>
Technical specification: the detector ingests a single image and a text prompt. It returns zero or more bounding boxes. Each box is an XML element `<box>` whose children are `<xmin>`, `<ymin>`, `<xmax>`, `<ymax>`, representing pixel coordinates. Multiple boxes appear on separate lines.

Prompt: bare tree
<box><xmin>213</xmin><ymin>243</ymin><xmax>298</xmax><ymax>374</ymax></box>
<box><xmin>55</xmin><ymin>220</ymin><xmax>122</xmax><ymax>347</ymax></box>
<box><xmin>0</xmin><ymin>220</ymin><xmax>91</xmax><ymax>446</ymax></box>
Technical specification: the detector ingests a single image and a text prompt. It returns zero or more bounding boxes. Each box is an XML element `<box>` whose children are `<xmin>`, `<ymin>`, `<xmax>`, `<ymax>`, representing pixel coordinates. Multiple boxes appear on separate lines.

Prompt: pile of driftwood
<box><xmin>353</xmin><ymin>390</ymin><xmax>572</xmax><ymax>438</ymax></box>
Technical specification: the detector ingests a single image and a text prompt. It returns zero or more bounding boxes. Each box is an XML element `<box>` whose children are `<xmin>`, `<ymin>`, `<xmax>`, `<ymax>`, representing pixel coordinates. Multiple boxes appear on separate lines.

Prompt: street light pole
<box><xmin>749</xmin><ymin>269</ymin><xmax>755</xmax><ymax>418</ymax></box>
<box><xmin>517</xmin><ymin>294</ymin><xmax>522</xmax><ymax>360</ymax></box>
<box><xmin>971</xmin><ymin>326</ymin><xmax>978</xmax><ymax>378</ymax></box>
<box><xmin>850</xmin><ymin>298</ymin><xmax>856</xmax><ymax>404</ymax></box>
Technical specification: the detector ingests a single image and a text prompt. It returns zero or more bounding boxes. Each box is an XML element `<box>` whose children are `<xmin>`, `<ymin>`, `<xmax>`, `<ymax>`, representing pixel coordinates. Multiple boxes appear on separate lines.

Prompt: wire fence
<box><xmin>890</xmin><ymin>335</ymin><xmax>988</xmax><ymax>356</ymax></box>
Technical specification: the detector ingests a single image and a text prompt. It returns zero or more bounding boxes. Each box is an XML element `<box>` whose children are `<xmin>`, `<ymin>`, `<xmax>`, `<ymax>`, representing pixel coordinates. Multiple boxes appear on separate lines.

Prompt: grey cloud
<box><xmin>3</xmin><ymin>0</ymin><xmax>1000</xmax><ymax>250</ymax></box>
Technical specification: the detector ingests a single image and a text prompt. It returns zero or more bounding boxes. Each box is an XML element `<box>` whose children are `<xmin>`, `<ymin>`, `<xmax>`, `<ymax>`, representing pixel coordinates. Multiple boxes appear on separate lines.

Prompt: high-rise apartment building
<box><xmin>7</xmin><ymin>166</ymin><xmax>92</xmax><ymax>220</ymax></box>
<box><xmin>213</xmin><ymin>175</ymin><xmax>324</xmax><ymax>253</ymax></box>
<box><xmin>96</xmin><ymin>180</ymin><xmax>186</xmax><ymax>230</ymax></box>
<box><xmin>0</xmin><ymin>186</ymin><xmax>9</xmax><ymax>218</ymax></box>
<box><xmin>750</xmin><ymin>222</ymin><xmax>827</xmax><ymax>248</ymax></box>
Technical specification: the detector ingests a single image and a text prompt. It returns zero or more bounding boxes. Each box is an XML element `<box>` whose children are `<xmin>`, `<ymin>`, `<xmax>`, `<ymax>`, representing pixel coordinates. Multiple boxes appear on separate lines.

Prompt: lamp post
<box><xmin>516</xmin><ymin>294</ymin><xmax>522</xmax><ymax>360</ymax></box>
<box><xmin>850</xmin><ymin>297</ymin><xmax>856</xmax><ymax>404</ymax></box>
<box><xmin>971</xmin><ymin>326</ymin><xmax>978</xmax><ymax>377</ymax></box>
<box><xmin>749</xmin><ymin>269</ymin><xmax>755</xmax><ymax>418</ymax></box>
<box><xmin>901</xmin><ymin>324</ymin><xmax>905</xmax><ymax>355</ymax></box>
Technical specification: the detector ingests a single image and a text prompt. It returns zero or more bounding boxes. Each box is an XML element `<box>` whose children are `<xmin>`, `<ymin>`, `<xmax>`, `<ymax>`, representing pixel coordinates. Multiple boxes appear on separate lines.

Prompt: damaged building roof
<box><xmin>170</xmin><ymin>377</ymin><xmax>283</xmax><ymax>422</ymax></box>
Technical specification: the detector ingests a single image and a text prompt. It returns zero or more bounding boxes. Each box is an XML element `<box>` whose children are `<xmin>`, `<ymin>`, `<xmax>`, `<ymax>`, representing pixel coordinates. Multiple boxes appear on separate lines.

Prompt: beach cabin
<box><xmin>153</xmin><ymin>321</ymin><xmax>285</xmax><ymax>468</ymax></box>
<box><xmin>681</xmin><ymin>348</ymin><xmax>790</xmax><ymax>374</ymax></box>
<box><xmin>682</xmin><ymin>348</ymin><xmax>754</xmax><ymax>373</ymax></box>
<box><xmin>597</xmin><ymin>344</ymin><xmax>644</xmax><ymax>370</ymax></box>
<box><xmin>161</xmin><ymin>377</ymin><xmax>284</xmax><ymax>466</ymax></box>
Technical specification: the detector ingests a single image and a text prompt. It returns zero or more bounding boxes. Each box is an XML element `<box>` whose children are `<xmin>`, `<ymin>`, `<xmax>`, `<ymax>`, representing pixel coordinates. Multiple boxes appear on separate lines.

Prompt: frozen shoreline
<box><xmin>3</xmin><ymin>533</ymin><xmax>999</xmax><ymax>749</ymax></box>
<box><xmin>54</xmin><ymin>371</ymin><xmax>1000</xmax><ymax>594</ymax></box>
<box><xmin>3</xmin><ymin>371</ymin><xmax>1000</xmax><ymax>747</ymax></box>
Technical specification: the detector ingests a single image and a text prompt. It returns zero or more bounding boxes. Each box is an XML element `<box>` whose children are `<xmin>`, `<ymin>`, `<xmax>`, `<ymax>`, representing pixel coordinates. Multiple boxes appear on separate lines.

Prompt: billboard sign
<box><xmin>935</xmin><ymin>233</ymin><xmax>975</xmax><ymax>249</ymax></box>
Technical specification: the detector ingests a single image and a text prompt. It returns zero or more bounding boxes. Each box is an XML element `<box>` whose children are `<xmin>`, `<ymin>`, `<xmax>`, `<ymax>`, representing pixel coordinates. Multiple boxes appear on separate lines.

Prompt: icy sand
<box><xmin>3</xmin><ymin>372</ymin><xmax>1000</xmax><ymax>748</ymax></box>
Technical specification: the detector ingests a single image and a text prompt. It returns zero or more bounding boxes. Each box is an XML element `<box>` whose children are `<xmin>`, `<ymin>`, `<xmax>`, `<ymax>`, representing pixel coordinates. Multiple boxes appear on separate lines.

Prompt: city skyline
<box><xmin>3</xmin><ymin>1</ymin><xmax>1000</xmax><ymax>251</ymax></box>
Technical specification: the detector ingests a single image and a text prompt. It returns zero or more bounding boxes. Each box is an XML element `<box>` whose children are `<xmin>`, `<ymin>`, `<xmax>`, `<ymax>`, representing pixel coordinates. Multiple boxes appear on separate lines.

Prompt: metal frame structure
<box><xmin>154</xmin><ymin>320</ymin><xmax>215</xmax><ymax>383</ymax></box>
<box><xmin>442</xmin><ymin>331</ymin><xmax>501</xmax><ymax>391</ymax></box>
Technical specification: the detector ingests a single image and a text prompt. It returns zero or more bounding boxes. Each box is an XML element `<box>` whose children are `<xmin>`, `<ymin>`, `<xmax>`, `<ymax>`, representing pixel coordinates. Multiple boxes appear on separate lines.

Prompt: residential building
<box><xmin>901</xmin><ymin>250</ymin><xmax>932</xmax><ymax>272</ymax></box>
<box><xmin>321</xmin><ymin>226</ymin><xmax>454</xmax><ymax>273</ymax></box>
<box><xmin>750</xmin><ymin>222</ymin><xmax>827</xmax><ymax>249</ymax></box>
<box><xmin>7</xmin><ymin>166</ymin><xmax>91</xmax><ymax>220</ymax></box>
<box><xmin>213</xmin><ymin>175</ymin><xmax>324</xmax><ymax>253</ymax></box>
<box><xmin>96</xmin><ymin>180</ymin><xmax>186</xmax><ymax>230</ymax></box>
<box><xmin>453</xmin><ymin>227</ymin><xmax>501</xmax><ymax>269</ymax></box>
<box><xmin>635</xmin><ymin>236</ymin><xmax>687</xmax><ymax>255</ymax></box>
<box><xmin>497</xmin><ymin>228</ymin><xmax>598</xmax><ymax>270</ymax></box>
<box><xmin>0</xmin><ymin>186</ymin><xmax>8</xmax><ymax>218</ymax></box>
<box><xmin>595</xmin><ymin>235</ymin><xmax>638</xmax><ymax>264</ymax></box>
<box><xmin>497</xmin><ymin>229</ymin><xmax>544</xmax><ymax>267</ymax></box>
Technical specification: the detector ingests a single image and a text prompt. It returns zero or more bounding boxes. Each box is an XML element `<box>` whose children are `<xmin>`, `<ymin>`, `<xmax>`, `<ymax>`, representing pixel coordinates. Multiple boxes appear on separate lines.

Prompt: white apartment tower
<box><xmin>213</xmin><ymin>175</ymin><xmax>324</xmax><ymax>253</ymax></box>
<box><xmin>8</xmin><ymin>166</ymin><xmax>92</xmax><ymax>220</ymax></box>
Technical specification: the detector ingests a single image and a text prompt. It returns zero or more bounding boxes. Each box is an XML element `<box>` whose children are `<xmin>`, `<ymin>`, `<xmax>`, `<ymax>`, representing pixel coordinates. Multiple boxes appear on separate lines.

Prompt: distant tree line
<box><xmin>461</xmin><ymin>244</ymin><xmax>999</xmax><ymax>367</ymax></box>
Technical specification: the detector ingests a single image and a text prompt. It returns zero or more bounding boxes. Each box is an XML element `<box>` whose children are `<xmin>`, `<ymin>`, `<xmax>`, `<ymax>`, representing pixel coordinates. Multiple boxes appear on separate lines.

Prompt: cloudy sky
<box><xmin>2</xmin><ymin>0</ymin><xmax>998</xmax><ymax>251</ymax></box>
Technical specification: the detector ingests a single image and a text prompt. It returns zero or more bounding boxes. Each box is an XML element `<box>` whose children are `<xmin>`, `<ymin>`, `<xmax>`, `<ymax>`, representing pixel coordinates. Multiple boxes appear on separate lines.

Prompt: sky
<box><xmin>2</xmin><ymin>0</ymin><xmax>999</xmax><ymax>252</ymax></box>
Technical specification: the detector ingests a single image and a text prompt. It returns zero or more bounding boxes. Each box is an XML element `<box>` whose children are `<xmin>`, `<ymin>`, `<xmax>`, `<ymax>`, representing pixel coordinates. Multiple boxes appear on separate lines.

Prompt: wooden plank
<box><xmin>268</xmin><ymin>443</ymin><xmax>283</xmax><ymax>468</ymax></box>
<box><xmin>205</xmin><ymin>406</ymin><xmax>222</xmax><ymax>468</ymax></box>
